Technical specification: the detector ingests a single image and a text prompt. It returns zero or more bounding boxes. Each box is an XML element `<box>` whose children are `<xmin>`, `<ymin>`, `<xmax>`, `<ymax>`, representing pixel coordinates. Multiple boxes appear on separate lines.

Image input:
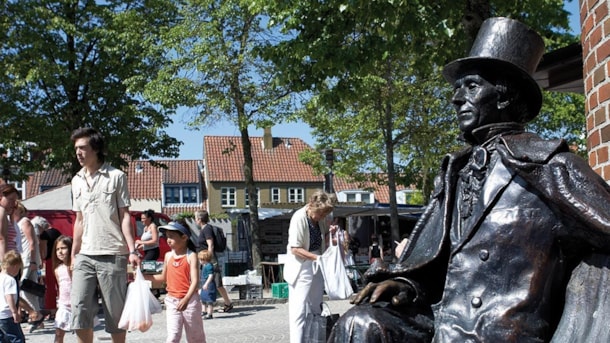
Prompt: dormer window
<box><xmin>164</xmin><ymin>184</ymin><xmax>199</xmax><ymax>205</ymax></box>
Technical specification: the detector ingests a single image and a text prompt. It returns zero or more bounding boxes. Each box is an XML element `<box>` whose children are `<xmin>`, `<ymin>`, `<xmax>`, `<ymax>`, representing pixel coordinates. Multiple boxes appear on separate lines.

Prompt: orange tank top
<box><xmin>166</xmin><ymin>251</ymin><xmax>192</xmax><ymax>298</ymax></box>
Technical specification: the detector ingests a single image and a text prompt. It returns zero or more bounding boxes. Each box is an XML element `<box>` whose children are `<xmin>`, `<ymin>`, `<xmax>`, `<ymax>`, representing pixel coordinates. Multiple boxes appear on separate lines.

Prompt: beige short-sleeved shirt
<box><xmin>72</xmin><ymin>163</ymin><xmax>131</xmax><ymax>255</ymax></box>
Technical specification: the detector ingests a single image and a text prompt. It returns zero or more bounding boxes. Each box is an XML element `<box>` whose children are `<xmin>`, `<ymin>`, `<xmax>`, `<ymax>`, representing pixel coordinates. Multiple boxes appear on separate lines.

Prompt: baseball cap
<box><xmin>159</xmin><ymin>221</ymin><xmax>197</xmax><ymax>251</ymax></box>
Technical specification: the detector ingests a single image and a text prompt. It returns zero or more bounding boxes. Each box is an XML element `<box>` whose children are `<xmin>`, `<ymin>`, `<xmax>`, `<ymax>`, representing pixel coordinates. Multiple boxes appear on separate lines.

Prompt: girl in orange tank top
<box><xmin>144</xmin><ymin>221</ymin><xmax>205</xmax><ymax>342</ymax></box>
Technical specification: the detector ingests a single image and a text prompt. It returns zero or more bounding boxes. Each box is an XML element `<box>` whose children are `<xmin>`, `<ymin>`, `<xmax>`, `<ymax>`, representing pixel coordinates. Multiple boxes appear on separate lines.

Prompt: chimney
<box><xmin>263</xmin><ymin>127</ymin><xmax>273</xmax><ymax>150</ymax></box>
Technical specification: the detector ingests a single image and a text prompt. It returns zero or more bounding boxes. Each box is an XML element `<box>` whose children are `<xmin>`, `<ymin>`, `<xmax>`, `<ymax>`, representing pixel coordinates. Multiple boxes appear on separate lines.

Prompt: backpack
<box><xmin>211</xmin><ymin>225</ymin><xmax>227</xmax><ymax>253</ymax></box>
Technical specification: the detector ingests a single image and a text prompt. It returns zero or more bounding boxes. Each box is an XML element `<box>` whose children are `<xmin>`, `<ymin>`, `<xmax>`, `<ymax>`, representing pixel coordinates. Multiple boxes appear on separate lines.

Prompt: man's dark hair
<box><xmin>474</xmin><ymin>68</ymin><xmax>532</xmax><ymax>124</ymax></box>
<box><xmin>494</xmin><ymin>77</ymin><xmax>531</xmax><ymax>123</ymax></box>
<box><xmin>195</xmin><ymin>210</ymin><xmax>209</xmax><ymax>224</ymax></box>
<box><xmin>70</xmin><ymin>127</ymin><xmax>106</xmax><ymax>163</ymax></box>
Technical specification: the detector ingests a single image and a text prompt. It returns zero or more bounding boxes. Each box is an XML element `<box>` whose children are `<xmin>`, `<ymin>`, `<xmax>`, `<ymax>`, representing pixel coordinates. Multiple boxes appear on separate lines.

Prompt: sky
<box><xmin>162</xmin><ymin>1</ymin><xmax>582</xmax><ymax>160</ymax></box>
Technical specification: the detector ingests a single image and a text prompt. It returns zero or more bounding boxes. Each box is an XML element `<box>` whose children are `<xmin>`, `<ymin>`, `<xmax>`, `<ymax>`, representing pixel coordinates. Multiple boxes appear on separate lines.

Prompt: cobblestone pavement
<box><xmin>22</xmin><ymin>294</ymin><xmax>354</xmax><ymax>342</ymax></box>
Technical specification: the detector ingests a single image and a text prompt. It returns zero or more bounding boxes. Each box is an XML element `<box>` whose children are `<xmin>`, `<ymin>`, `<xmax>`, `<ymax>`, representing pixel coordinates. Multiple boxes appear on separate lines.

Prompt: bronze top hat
<box><xmin>443</xmin><ymin>17</ymin><xmax>545</xmax><ymax>122</ymax></box>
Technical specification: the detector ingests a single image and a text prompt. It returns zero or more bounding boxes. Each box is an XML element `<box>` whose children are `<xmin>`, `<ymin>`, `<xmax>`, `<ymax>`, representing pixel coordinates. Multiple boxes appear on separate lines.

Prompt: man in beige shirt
<box><xmin>70</xmin><ymin>127</ymin><xmax>140</xmax><ymax>343</ymax></box>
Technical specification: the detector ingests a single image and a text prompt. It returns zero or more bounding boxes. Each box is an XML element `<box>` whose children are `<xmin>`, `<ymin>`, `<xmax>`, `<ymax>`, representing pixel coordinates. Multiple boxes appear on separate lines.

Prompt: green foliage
<box><xmin>261</xmin><ymin>0</ymin><xmax>577</xmax><ymax>202</ymax></box>
<box><xmin>0</xmin><ymin>0</ymin><xmax>182</xmax><ymax>180</ymax></box>
<box><xmin>406</xmin><ymin>191</ymin><xmax>426</xmax><ymax>206</ymax></box>
<box><xmin>143</xmin><ymin>0</ymin><xmax>296</xmax><ymax>132</ymax></box>
<box><xmin>172</xmin><ymin>211</ymin><xmax>230</xmax><ymax>220</ymax></box>
<box><xmin>530</xmin><ymin>91</ymin><xmax>586</xmax><ymax>156</ymax></box>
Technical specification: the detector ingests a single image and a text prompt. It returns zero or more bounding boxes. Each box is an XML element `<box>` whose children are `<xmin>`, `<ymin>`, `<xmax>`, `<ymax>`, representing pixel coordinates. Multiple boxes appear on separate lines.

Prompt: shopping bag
<box><xmin>314</xmin><ymin>231</ymin><xmax>354</xmax><ymax>300</ymax></box>
<box><xmin>118</xmin><ymin>267</ymin><xmax>159</xmax><ymax>331</ymax></box>
<box><xmin>303</xmin><ymin>302</ymin><xmax>340</xmax><ymax>343</ymax></box>
<box><xmin>20</xmin><ymin>279</ymin><xmax>46</xmax><ymax>298</ymax></box>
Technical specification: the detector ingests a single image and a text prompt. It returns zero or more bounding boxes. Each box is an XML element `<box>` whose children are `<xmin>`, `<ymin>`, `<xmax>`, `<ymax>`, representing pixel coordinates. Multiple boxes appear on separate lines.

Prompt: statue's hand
<box><xmin>351</xmin><ymin>279</ymin><xmax>415</xmax><ymax>307</ymax></box>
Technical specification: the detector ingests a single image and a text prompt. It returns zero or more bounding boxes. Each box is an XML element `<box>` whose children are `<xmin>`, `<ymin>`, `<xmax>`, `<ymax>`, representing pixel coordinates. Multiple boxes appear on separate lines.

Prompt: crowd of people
<box><xmin>0</xmin><ymin>183</ymin><xmax>77</xmax><ymax>342</ymax></box>
<box><xmin>0</xmin><ymin>128</ymin><xmax>241</xmax><ymax>343</ymax></box>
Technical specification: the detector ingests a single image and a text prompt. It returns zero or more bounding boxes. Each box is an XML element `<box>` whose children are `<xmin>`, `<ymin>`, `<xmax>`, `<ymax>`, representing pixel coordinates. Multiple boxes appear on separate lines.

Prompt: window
<box><xmin>244</xmin><ymin>187</ymin><xmax>260</xmax><ymax>207</ymax></box>
<box><xmin>164</xmin><ymin>185</ymin><xmax>199</xmax><ymax>205</ymax></box>
<box><xmin>221</xmin><ymin>187</ymin><xmax>237</xmax><ymax>207</ymax></box>
<box><xmin>271</xmin><ymin>187</ymin><xmax>280</xmax><ymax>203</ymax></box>
<box><xmin>344</xmin><ymin>191</ymin><xmax>372</xmax><ymax>203</ymax></box>
<box><xmin>346</xmin><ymin>193</ymin><xmax>357</xmax><ymax>202</ymax></box>
<box><xmin>288</xmin><ymin>187</ymin><xmax>304</xmax><ymax>203</ymax></box>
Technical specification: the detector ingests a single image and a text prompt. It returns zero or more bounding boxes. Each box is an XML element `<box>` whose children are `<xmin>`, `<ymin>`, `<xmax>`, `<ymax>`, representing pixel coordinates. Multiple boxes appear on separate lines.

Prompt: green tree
<box><xmin>143</xmin><ymin>0</ymin><xmax>296</xmax><ymax>271</ymax></box>
<box><xmin>0</xmin><ymin>0</ymin><xmax>181</xmax><ymax>181</ymax></box>
<box><xmin>263</xmin><ymin>0</ymin><xmax>578</xmax><ymax>246</ymax></box>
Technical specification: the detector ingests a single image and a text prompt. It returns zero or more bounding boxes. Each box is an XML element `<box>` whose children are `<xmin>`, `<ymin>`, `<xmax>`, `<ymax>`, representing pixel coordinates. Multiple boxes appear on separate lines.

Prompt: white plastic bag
<box><xmin>314</xmin><ymin>231</ymin><xmax>354</xmax><ymax>300</ymax></box>
<box><xmin>118</xmin><ymin>267</ymin><xmax>160</xmax><ymax>332</ymax></box>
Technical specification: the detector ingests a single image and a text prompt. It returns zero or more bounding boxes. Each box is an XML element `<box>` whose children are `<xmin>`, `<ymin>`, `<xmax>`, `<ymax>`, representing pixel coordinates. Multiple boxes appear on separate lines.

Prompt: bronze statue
<box><xmin>330</xmin><ymin>17</ymin><xmax>610</xmax><ymax>343</ymax></box>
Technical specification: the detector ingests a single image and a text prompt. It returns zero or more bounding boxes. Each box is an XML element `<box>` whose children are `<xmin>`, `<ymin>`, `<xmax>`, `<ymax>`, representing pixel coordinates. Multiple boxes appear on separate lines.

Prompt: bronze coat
<box><xmin>367</xmin><ymin>132</ymin><xmax>610</xmax><ymax>342</ymax></box>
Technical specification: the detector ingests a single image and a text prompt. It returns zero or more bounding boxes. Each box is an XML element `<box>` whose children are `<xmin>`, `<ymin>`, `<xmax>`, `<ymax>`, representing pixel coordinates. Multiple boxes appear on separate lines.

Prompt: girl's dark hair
<box><xmin>143</xmin><ymin>209</ymin><xmax>155</xmax><ymax>219</ymax></box>
<box><xmin>52</xmin><ymin>235</ymin><xmax>73</xmax><ymax>272</ymax></box>
<box><xmin>0</xmin><ymin>184</ymin><xmax>18</xmax><ymax>197</ymax></box>
<box><xmin>70</xmin><ymin>127</ymin><xmax>106</xmax><ymax>163</ymax></box>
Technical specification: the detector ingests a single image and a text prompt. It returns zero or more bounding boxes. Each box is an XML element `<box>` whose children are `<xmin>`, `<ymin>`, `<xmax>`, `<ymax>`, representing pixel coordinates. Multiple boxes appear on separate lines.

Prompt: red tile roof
<box><xmin>204</xmin><ymin>136</ymin><xmax>323</xmax><ymax>182</ymax></box>
<box><xmin>127</xmin><ymin>160</ymin><xmax>202</xmax><ymax>200</ymax></box>
<box><xmin>25</xmin><ymin>169</ymin><xmax>70</xmax><ymax>199</ymax></box>
<box><xmin>25</xmin><ymin>160</ymin><xmax>204</xmax><ymax>201</ymax></box>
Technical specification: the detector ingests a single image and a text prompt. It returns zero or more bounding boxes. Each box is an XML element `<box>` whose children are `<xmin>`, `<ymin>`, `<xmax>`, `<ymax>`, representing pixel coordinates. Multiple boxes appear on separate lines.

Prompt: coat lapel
<box><xmin>451</xmin><ymin>156</ymin><xmax>517</xmax><ymax>255</ymax></box>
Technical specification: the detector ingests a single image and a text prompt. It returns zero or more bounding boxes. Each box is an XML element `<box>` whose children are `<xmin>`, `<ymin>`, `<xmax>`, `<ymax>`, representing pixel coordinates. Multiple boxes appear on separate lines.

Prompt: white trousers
<box><xmin>288</xmin><ymin>260</ymin><xmax>324</xmax><ymax>343</ymax></box>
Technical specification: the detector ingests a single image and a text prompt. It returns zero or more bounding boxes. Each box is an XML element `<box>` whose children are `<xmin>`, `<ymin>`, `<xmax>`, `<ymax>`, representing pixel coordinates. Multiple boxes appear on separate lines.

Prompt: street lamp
<box><xmin>322</xmin><ymin>148</ymin><xmax>342</xmax><ymax>194</ymax></box>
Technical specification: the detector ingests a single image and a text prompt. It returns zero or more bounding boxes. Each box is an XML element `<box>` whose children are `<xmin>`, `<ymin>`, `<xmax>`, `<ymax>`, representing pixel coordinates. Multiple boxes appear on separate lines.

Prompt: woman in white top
<box><xmin>135</xmin><ymin>209</ymin><xmax>160</xmax><ymax>261</ymax></box>
<box><xmin>284</xmin><ymin>190</ymin><xmax>338</xmax><ymax>343</ymax></box>
<box><xmin>12</xmin><ymin>201</ymin><xmax>44</xmax><ymax>331</ymax></box>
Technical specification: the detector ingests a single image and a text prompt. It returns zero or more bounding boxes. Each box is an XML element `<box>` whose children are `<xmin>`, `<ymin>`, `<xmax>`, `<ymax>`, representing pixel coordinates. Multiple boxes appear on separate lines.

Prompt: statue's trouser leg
<box><xmin>328</xmin><ymin>301</ymin><xmax>434</xmax><ymax>343</ymax></box>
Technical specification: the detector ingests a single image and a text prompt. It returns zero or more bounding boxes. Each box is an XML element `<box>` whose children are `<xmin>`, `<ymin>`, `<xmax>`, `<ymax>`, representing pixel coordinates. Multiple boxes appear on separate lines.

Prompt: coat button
<box><xmin>479</xmin><ymin>249</ymin><xmax>489</xmax><ymax>261</ymax></box>
<box><xmin>471</xmin><ymin>297</ymin><xmax>482</xmax><ymax>308</ymax></box>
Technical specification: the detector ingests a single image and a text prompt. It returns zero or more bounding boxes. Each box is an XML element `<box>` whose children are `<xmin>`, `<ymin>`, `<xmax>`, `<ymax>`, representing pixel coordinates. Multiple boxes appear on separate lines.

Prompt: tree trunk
<box><xmin>239</xmin><ymin>126</ymin><xmax>262</xmax><ymax>274</ymax></box>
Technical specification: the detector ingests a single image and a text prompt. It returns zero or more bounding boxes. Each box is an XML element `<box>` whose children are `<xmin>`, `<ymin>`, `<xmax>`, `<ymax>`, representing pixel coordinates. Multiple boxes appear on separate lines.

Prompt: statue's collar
<box><xmin>460</xmin><ymin>122</ymin><xmax>525</xmax><ymax>146</ymax></box>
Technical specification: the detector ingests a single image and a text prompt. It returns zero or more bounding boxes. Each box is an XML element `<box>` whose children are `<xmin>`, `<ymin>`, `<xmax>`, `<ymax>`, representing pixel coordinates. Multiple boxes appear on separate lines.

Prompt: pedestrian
<box><xmin>284</xmin><ymin>189</ymin><xmax>338</xmax><ymax>343</ymax></box>
<box><xmin>194</xmin><ymin>210</ymin><xmax>234</xmax><ymax>313</ymax></box>
<box><xmin>11</xmin><ymin>202</ymin><xmax>44</xmax><ymax>332</ymax></box>
<box><xmin>0</xmin><ymin>250</ymin><xmax>26</xmax><ymax>343</ymax></box>
<box><xmin>368</xmin><ymin>236</ymin><xmax>383</xmax><ymax>264</ymax></box>
<box><xmin>69</xmin><ymin>127</ymin><xmax>140</xmax><ymax>343</ymax></box>
<box><xmin>34</xmin><ymin>216</ymin><xmax>61</xmax><ymax>320</ymax></box>
<box><xmin>145</xmin><ymin>220</ymin><xmax>205</xmax><ymax>343</ymax></box>
<box><xmin>0</xmin><ymin>184</ymin><xmax>20</xmax><ymax>260</ymax></box>
<box><xmin>52</xmin><ymin>235</ymin><xmax>73</xmax><ymax>343</ymax></box>
<box><xmin>198</xmin><ymin>250</ymin><xmax>216</xmax><ymax>320</ymax></box>
<box><xmin>135</xmin><ymin>209</ymin><xmax>160</xmax><ymax>261</ymax></box>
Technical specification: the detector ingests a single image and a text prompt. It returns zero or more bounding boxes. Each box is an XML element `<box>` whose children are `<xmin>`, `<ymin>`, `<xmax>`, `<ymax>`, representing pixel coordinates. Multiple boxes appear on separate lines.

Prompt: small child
<box><xmin>145</xmin><ymin>221</ymin><xmax>205</xmax><ymax>342</ymax></box>
<box><xmin>0</xmin><ymin>250</ymin><xmax>26</xmax><ymax>343</ymax></box>
<box><xmin>198</xmin><ymin>250</ymin><xmax>216</xmax><ymax>319</ymax></box>
<box><xmin>52</xmin><ymin>235</ymin><xmax>73</xmax><ymax>343</ymax></box>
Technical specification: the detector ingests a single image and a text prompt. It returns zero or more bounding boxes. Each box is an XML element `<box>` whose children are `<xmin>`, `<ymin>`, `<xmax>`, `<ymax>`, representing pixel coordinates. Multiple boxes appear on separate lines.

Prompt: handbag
<box><xmin>303</xmin><ymin>302</ymin><xmax>340</xmax><ymax>343</ymax></box>
<box><xmin>20</xmin><ymin>279</ymin><xmax>46</xmax><ymax>298</ymax></box>
<box><xmin>314</xmin><ymin>230</ymin><xmax>354</xmax><ymax>300</ymax></box>
<box><xmin>118</xmin><ymin>267</ymin><xmax>162</xmax><ymax>332</ymax></box>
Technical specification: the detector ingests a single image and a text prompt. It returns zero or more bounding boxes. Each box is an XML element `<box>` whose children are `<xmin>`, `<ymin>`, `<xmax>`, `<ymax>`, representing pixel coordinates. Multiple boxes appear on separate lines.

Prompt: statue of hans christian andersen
<box><xmin>330</xmin><ymin>17</ymin><xmax>610</xmax><ymax>343</ymax></box>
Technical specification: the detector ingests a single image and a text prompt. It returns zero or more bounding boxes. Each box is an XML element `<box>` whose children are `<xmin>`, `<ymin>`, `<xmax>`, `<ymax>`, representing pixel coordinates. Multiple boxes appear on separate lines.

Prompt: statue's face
<box><xmin>451</xmin><ymin>74</ymin><xmax>502</xmax><ymax>135</ymax></box>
